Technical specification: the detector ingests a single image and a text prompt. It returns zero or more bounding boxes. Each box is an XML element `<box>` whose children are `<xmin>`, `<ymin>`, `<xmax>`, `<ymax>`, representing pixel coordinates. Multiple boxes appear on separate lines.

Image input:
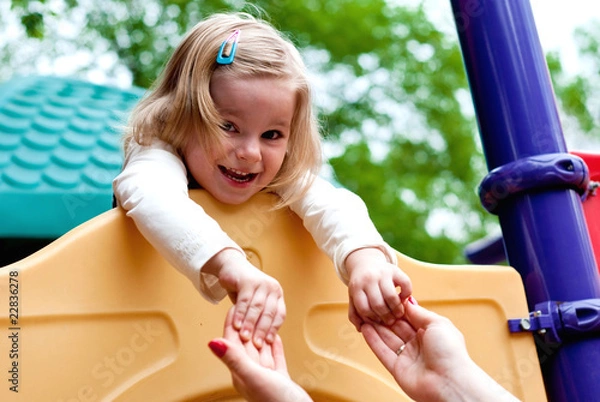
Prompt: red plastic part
<box><xmin>573</xmin><ymin>151</ymin><xmax>600</xmax><ymax>271</ymax></box>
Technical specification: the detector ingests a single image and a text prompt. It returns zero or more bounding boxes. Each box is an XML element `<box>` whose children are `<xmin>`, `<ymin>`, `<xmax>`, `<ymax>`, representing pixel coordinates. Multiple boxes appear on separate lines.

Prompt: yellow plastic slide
<box><xmin>0</xmin><ymin>190</ymin><xmax>546</xmax><ymax>401</ymax></box>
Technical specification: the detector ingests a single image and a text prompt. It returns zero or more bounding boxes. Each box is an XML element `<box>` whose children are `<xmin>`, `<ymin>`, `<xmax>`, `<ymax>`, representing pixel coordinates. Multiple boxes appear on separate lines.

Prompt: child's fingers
<box><xmin>238</xmin><ymin>288</ymin><xmax>267</xmax><ymax>342</ymax></box>
<box><xmin>380</xmin><ymin>280</ymin><xmax>404</xmax><ymax>319</ymax></box>
<box><xmin>394</xmin><ymin>270</ymin><xmax>413</xmax><ymax>301</ymax></box>
<box><xmin>265</xmin><ymin>297</ymin><xmax>286</xmax><ymax>344</ymax></box>
<box><xmin>348</xmin><ymin>300</ymin><xmax>364</xmax><ymax>331</ymax></box>
<box><xmin>351</xmin><ymin>290</ymin><xmax>388</xmax><ymax>327</ymax></box>
<box><xmin>232</xmin><ymin>286</ymin><xmax>257</xmax><ymax>337</ymax></box>
<box><xmin>252</xmin><ymin>293</ymin><xmax>281</xmax><ymax>348</ymax></box>
<box><xmin>363</xmin><ymin>283</ymin><xmax>396</xmax><ymax>326</ymax></box>
<box><xmin>351</xmin><ymin>289</ymin><xmax>376</xmax><ymax>321</ymax></box>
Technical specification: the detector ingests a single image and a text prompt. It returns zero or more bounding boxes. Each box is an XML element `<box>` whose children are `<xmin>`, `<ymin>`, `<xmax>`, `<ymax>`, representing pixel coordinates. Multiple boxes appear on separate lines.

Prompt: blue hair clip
<box><xmin>216</xmin><ymin>30</ymin><xmax>241</xmax><ymax>65</ymax></box>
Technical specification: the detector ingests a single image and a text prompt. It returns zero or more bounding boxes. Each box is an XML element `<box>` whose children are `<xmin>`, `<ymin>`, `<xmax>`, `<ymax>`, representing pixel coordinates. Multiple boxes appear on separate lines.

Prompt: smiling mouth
<box><xmin>219</xmin><ymin>166</ymin><xmax>258</xmax><ymax>183</ymax></box>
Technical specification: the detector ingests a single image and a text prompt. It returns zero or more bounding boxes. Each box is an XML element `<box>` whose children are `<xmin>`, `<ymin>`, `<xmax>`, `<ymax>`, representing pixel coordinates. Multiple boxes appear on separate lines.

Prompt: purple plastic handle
<box><xmin>479</xmin><ymin>153</ymin><xmax>589</xmax><ymax>213</ymax></box>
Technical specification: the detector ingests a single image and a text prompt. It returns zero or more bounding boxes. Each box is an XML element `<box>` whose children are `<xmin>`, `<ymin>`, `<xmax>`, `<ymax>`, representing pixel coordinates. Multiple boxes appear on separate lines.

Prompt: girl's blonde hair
<box><xmin>124</xmin><ymin>12</ymin><xmax>322</xmax><ymax>208</ymax></box>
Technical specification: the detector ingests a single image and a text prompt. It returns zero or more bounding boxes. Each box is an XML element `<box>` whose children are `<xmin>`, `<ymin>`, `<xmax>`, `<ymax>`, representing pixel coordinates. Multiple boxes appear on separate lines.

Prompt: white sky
<box><xmin>530</xmin><ymin>0</ymin><xmax>600</xmax><ymax>74</ymax></box>
<box><xmin>416</xmin><ymin>0</ymin><xmax>600</xmax><ymax>76</ymax></box>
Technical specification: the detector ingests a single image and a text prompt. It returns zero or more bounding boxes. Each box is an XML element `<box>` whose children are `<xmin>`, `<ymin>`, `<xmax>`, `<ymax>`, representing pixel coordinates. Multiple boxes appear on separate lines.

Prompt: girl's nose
<box><xmin>234</xmin><ymin>137</ymin><xmax>261</xmax><ymax>162</ymax></box>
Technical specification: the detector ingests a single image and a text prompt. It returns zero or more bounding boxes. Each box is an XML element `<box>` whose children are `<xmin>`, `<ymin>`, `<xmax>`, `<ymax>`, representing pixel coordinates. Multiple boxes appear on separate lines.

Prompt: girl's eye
<box><xmin>262</xmin><ymin>130</ymin><xmax>282</xmax><ymax>140</ymax></box>
<box><xmin>220</xmin><ymin>122</ymin><xmax>236</xmax><ymax>132</ymax></box>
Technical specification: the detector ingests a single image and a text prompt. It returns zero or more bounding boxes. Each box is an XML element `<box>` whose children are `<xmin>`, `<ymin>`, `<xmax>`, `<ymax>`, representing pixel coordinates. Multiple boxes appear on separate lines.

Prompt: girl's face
<box><xmin>183</xmin><ymin>74</ymin><xmax>295</xmax><ymax>205</ymax></box>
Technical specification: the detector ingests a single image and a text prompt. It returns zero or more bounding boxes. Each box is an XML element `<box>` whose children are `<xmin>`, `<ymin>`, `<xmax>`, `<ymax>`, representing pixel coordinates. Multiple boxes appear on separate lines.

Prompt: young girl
<box><xmin>113</xmin><ymin>12</ymin><xmax>412</xmax><ymax>348</ymax></box>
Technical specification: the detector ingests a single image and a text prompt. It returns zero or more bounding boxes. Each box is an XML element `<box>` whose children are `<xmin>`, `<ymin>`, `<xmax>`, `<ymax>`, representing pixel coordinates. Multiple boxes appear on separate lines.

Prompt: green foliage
<box><xmin>20</xmin><ymin>12</ymin><xmax>44</xmax><ymax>38</ymax></box>
<box><xmin>11</xmin><ymin>0</ymin><xmax>75</xmax><ymax>39</ymax></box>
<box><xmin>316</xmin><ymin>4</ymin><xmax>490</xmax><ymax>263</ymax></box>
<box><xmin>547</xmin><ymin>24</ymin><xmax>600</xmax><ymax>140</ymax></box>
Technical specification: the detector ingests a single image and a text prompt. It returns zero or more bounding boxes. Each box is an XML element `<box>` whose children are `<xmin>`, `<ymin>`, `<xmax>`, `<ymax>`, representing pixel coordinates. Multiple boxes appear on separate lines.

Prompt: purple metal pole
<box><xmin>449</xmin><ymin>1</ymin><xmax>600</xmax><ymax>401</ymax></box>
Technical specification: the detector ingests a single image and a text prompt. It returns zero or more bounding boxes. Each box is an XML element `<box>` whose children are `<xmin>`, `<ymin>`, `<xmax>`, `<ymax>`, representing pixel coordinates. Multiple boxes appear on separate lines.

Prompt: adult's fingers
<box><xmin>223</xmin><ymin>307</ymin><xmax>239</xmax><ymax>340</ymax></box>
<box><xmin>209</xmin><ymin>337</ymin><xmax>243</xmax><ymax>372</ymax></box>
<box><xmin>270</xmin><ymin>335</ymin><xmax>289</xmax><ymax>375</ymax></box>
<box><xmin>402</xmin><ymin>300</ymin><xmax>442</xmax><ymax>330</ymax></box>
<box><xmin>360</xmin><ymin>323</ymin><xmax>398</xmax><ymax>372</ymax></box>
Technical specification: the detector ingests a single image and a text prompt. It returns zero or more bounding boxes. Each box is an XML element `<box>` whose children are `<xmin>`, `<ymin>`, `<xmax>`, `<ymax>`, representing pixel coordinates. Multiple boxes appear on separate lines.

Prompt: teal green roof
<box><xmin>0</xmin><ymin>76</ymin><xmax>144</xmax><ymax>238</ymax></box>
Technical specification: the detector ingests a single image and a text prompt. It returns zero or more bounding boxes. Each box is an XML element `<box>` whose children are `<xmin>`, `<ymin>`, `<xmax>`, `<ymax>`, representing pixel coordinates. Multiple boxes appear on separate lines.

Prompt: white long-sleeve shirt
<box><xmin>113</xmin><ymin>139</ymin><xmax>397</xmax><ymax>303</ymax></box>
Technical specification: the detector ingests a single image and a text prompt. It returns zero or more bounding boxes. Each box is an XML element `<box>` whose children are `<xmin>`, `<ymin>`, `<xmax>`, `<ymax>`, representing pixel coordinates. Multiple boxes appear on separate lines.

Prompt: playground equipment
<box><xmin>0</xmin><ymin>190</ymin><xmax>545</xmax><ymax>401</ymax></box>
<box><xmin>0</xmin><ymin>76</ymin><xmax>143</xmax><ymax>266</ymax></box>
<box><xmin>0</xmin><ymin>0</ymin><xmax>597</xmax><ymax>401</ymax></box>
<box><xmin>0</xmin><ymin>74</ymin><xmax>549</xmax><ymax>401</ymax></box>
<box><xmin>450</xmin><ymin>1</ymin><xmax>600</xmax><ymax>401</ymax></box>
<box><xmin>0</xmin><ymin>76</ymin><xmax>143</xmax><ymax>240</ymax></box>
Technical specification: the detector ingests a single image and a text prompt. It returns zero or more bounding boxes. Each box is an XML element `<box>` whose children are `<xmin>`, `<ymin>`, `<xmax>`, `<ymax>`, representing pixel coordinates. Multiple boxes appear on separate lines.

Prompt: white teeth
<box><xmin>228</xmin><ymin>168</ymin><xmax>250</xmax><ymax>176</ymax></box>
<box><xmin>220</xmin><ymin>166</ymin><xmax>255</xmax><ymax>183</ymax></box>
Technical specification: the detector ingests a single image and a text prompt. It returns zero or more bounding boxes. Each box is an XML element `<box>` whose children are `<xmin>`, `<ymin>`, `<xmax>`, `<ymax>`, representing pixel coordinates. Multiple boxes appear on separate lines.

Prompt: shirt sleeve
<box><xmin>112</xmin><ymin>139</ymin><xmax>244</xmax><ymax>303</ymax></box>
<box><xmin>289</xmin><ymin>176</ymin><xmax>397</xmax><ymax>284</ymax></box>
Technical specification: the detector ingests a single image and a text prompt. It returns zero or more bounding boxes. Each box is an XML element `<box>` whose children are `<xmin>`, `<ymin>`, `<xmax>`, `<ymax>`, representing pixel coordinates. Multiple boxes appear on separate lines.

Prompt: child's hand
<box><xmin>210</xmin><ymin>249</ymin><xmax>286</xmax><ymax>348</ymax></box>
<box><xmin>345</xmin><ymin>248</ymin><xmax>412</xmax><ymax>331</ymax></box>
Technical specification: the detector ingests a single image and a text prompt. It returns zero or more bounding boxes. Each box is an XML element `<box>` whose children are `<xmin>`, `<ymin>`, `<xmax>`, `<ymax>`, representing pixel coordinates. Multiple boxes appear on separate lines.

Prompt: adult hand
<box><xmin>361</xmin><ymin>298</ymin><xmax>520</xmax><ymax>402</ymax></box>
<box><xmin>209</xmin><ymin>307</ymin><xmax>312</xmax><ymax>402</ymax></box>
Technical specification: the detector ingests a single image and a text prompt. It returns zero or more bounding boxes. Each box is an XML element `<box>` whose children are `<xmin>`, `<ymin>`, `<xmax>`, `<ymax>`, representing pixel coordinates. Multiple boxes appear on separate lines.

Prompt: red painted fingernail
<box><xmin>408</xmin><ymin>296</ymin><xmax>418</xmax><ymax>305</ymax></box>
<box><xmin>209</xmin><ymin>340</ymin><xmax>227</xmax><ymax>358</ymax></box>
